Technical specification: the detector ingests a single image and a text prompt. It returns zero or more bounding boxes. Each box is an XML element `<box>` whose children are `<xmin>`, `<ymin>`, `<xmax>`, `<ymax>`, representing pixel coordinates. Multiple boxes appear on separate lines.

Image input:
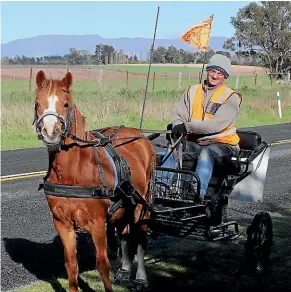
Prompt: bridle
<box><xmin>32</xmin><ymin>102</ymin><xmax>74</xmax><ymax>150</ymax></box>
<box><xmin>32</xmin><ymin>83</ymin><xmax>146</xmax><ymax>152</ymax></box>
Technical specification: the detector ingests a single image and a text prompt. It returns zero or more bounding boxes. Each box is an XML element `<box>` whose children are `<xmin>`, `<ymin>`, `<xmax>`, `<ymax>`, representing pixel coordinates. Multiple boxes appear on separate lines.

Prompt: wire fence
<box><xmin>1</xmin><ymin>67</ymin><xmax>290</xmax><ymax>92</ymax></box>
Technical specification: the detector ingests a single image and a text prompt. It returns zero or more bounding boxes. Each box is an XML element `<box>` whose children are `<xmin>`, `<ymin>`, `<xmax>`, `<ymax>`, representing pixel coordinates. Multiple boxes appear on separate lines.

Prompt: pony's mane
<box><xmin>70</xmin><ymin>102</ymin><xmax>88</xmax><ymax>139</ymax></box>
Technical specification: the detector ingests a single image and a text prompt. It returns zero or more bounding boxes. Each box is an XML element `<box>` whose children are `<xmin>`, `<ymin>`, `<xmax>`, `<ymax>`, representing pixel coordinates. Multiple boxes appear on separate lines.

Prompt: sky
<box><xmin>1</xmin><ymin>1</ymin><xmax>250</xmax><ymax>44</ymax></box>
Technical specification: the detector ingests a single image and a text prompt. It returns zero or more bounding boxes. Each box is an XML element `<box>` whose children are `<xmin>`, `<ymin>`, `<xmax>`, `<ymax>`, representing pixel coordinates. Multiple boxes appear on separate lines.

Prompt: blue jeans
<box><xmin>183</xmin><ymin>142</ymin><xmax>234</xmax><ymax>196</ymax></box>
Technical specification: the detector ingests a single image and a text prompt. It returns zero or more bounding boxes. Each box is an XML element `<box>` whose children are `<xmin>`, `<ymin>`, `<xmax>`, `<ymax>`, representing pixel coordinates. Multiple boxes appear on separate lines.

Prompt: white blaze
<box><xmin>43</xmin><ymin>95</ymin><xmax>58</xmax><ymax>136</ymax></box>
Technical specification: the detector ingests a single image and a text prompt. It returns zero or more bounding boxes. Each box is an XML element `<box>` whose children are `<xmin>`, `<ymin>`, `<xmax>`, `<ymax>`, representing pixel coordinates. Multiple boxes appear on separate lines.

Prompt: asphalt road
<box><xmin>2</xmin><ymin>123</ymin><xmax>291</xmax><ymax>177</ymax></box>
<box><xmin>1</xmin><ymin>123</ymin><xmax>291</xmax><ymax>291</ymax></box>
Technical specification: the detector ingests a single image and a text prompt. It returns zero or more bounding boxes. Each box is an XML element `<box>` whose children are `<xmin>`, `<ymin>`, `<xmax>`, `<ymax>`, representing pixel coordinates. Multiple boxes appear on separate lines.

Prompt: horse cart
<box><xmin>33</xmin><ymin>71</ymin><xmax>273</xmax><ymax>292</ymax></box>
<box><xmin>143</xmin><ymin>128</ymin><xmax>273</xmax><ymax>275</ymax></box>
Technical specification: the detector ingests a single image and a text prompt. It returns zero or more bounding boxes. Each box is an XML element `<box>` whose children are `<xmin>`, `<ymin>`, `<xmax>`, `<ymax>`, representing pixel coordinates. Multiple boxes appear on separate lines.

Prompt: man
<box><xmin>170</xmin><ymin>54</ymin><xmax>242</xmax><ymax>202</ymax></box>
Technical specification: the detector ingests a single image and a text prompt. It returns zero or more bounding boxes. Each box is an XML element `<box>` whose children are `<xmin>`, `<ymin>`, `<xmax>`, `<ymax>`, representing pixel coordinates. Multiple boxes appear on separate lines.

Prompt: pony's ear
<box><xmin>36</xmin><ymin>70</ymin><xmax>46</xmax><ymax>89</ymax></box>
<box><xmin>62</xmin><ymin>72</ymin><xmax>73</xmax><ymax>91</ymax></box>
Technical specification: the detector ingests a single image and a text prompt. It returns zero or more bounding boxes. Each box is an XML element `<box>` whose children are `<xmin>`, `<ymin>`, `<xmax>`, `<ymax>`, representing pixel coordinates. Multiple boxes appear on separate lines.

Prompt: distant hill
<box><xmin>1</xmin><ymin>34</ymin><xmax>229</xmax><ymax>58</ymax></box>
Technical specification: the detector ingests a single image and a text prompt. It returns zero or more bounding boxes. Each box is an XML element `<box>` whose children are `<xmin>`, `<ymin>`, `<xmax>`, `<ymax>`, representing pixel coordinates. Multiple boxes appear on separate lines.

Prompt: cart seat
<box><xmin>156</xmin><ymin>130</ymin><xmax>263</xmax><ymax>176</ymax></box>
<box><xmin>237</xmin><ymin>130</ymin><xmax>262</xmax><ymax>151</ymax></box>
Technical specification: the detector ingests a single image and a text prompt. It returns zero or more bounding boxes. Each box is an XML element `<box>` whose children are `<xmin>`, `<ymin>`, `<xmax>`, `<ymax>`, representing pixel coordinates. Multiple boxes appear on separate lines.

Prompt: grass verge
<box><xmin>1</xmin><ymin>80</ymin><xmax>291</xmax><ymax>150</ymax></box>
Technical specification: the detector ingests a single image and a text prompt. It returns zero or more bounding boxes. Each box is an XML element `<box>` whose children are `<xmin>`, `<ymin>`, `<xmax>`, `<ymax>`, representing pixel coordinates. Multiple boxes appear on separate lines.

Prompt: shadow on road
<box><xmin>2</xmin><ymin>231</ymin><xmax>99</xmax><ymax>292</ymax></box>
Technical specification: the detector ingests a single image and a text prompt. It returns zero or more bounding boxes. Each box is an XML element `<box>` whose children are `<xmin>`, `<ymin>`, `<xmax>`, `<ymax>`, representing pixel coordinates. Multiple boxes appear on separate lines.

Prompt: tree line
<box><xmin>151</xmin><ymin>46</ymin><xmax>263</xmax><ymax>67</ymax></box>
<box><xmin>1</xmin><ymin>46</ymin><xmax>139</xmax><ymax>66</ymax></box>
<box><xmin>0</xmin><ymin>45</ymin><xmax>261</xmax><ymax>67</ymax></box>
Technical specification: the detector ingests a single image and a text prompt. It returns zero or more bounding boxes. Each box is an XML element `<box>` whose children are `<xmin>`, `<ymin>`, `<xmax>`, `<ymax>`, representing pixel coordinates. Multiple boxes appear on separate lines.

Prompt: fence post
<box><xmin>235</xmin><ymin>75</ymin><xmax>240</xmax><ymax>90</ymax></box>
<box><xmin>98</xmin><ymin>69</ymin><xmax>103</xmax><ymax>86</ymax></box>
<box><xmin>288</xmin><ymin>72</ymin><xmax>290</xmax><ymax>82</ymax></box>
<box><xmin>188</xmin><ymin>72</ymin><xmax>191</xmax><ymax>80</ymax></box>
<box><xmin>126</xmin><ymin>70</ymin><xmax>129</xmax><ymax>87</ymax></box>
<box><xmin>178</xmin><ymin>72</ymin><xmax>182</xmax><ymax>89</ymax></box>
<box><xmin>254</xmin><ymin>73</ymin><xmax>257</xmax><ymax>87</ymax></box>
<box><xmin>152</xmin><ymin>71</ymin><xmax>156</xmax><ymax>91</ymax></box>
<box><xmin>13</xmin><ymin>72</ymin><xmax>16</xmax><ymax>81</ymax></box>
<box><xmin>29</xmin><ymin>68</ymin><xmax>32</xmax><ymax>91</ymax></box>
<box><xmin>270</xmin><ymin>74</ymin><xmax>273</xmax><ymax>87</ymax></box>
<box><xmin>277</xmin><ymin>91</ymin><xmax>282</xmax><ymax>118</ymax></box>
<box><xmin>67</xmin><ymin>68</ymin><xmax>69</xmax><ymax>73</ymax></box>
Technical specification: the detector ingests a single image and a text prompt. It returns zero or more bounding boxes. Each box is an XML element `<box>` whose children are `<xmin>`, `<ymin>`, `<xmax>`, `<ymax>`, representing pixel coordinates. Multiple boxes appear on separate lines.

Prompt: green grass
<box><xmin>1</xmin><ymin>78</ymin><xmax>290</xmax><ymax>150</ymax></box>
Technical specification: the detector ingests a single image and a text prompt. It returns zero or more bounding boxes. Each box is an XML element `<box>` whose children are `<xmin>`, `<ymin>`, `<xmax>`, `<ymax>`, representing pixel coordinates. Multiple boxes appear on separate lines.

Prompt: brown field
<box><xmin>0</xmin><ymin>64</ymin><xmax>266</xmax><ymax>82</ymax></box>
<box><xmin>130</xmin><ymin>63</ymin><xmax>267</xmax><ymax>74</ymax></box>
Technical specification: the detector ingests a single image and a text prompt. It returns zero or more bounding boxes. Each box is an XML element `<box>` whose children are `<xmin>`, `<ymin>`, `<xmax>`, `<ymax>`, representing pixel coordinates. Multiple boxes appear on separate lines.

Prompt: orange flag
<box><xmin>180</xmin><ymin>16</ymin><xmax>213</xmax><ymax>52</ymax></box>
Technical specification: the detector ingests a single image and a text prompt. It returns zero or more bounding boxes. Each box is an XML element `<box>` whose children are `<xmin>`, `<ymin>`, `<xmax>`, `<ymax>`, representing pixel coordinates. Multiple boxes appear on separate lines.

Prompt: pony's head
<box><xmin>33</xmin><ymin>70</ymin><xmax>74</xmax><ymax>150</ymax></box>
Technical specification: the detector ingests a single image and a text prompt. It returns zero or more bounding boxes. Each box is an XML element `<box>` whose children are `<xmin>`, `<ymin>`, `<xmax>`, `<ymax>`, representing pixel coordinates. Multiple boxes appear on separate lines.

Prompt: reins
<box><xmin>66</xmin><ymin>131</ymin><xmax>146</xmax><ymax>148</ymax></box>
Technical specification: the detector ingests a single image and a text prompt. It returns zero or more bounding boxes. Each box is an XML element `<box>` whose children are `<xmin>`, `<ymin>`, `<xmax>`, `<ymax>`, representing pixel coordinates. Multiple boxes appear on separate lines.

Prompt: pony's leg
<box><xmin>114</xmin><ymin>233</ymin><xmax>135</xmax><ymax>285</ymax></box>
<box><xmin>134</xmin><ymin>230</ymin><xmax>149</xmax><ymax>290</ymax></box>
<box><xmin>53</xmin><ymin>219</ymin><xmax>78</xmax><ymax>292</ymax></box>
<box><xmin>133</xmin><ymin>204</ymin><xmax>150</xmax><ymax>290</ymax></box>
<box><xmin>91</xmin><ymin>221</ymin><xmax>113</xmax><ymax>292</ymax></box>
<box><xmin>106</xmin><ymin>220</ymin><xmax>119</xmax><ymax>259</ymax></box>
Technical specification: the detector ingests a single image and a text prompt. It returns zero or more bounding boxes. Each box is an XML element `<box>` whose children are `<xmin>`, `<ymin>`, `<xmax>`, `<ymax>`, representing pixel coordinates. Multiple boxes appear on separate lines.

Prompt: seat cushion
<box><xmin>237</xmin><ymin>130</ymin><xmax>262</xmax><ymax>151</ymax></box>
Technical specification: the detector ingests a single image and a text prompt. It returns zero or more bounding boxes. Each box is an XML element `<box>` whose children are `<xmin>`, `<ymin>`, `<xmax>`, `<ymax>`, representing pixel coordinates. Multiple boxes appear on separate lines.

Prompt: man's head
<box><xmin>206</xmin><ymin>54</ymin><xmax>232</xmax><ymax>87</ymax></box>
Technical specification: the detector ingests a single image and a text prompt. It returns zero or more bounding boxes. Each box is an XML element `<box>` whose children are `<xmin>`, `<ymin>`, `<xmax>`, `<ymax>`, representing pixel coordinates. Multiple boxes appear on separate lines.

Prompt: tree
<box><xmin>152</xmin><ymin>46</ymin><xmax>167</xmax><ymax>63</ymax></box>
<box><xmin>223</xmin><ymin>37</ymin><xmax>236</xmax><ymax>52</ymax></box>
<box><xmin>166</xmin><ymin>45</ymin><xmax>180</xmax><ymax>63</ymax></box>
<box><xmin>230</xmin><ymin>1</ymin><xmax>291</xmax><ymax>78</ymax></box>
<box><xmin>94</xmin><ymin>44</ymin><xmax>115</xmax><ymax>65</ymax></box>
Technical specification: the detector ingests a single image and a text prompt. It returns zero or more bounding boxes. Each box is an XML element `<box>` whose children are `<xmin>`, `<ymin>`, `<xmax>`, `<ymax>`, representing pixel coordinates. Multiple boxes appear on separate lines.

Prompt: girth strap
<box><xmin>43</xmin><ymin>181</ymin><xmax>115</xmax><ymax>198</ymax></box>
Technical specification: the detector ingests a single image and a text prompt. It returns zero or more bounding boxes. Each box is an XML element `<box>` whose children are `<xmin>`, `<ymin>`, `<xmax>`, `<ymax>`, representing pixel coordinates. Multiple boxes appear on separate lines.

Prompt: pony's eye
<box><xmin>63</xmin><ymin>89</ymin><xmax>70</xmax><ymax>94</ymax></box>
<box><xmin>35</xmin><ymin>102</ymin><xmax>40</xmax><ymax>109</ymax></box>
<box><xmin>64</xmin><ymin>103</ymin><xmax>69</xmax><ymax>108</ymax></box>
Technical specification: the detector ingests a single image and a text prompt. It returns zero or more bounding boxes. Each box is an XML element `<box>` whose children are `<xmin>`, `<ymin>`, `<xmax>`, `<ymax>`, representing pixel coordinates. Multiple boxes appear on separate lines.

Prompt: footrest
<box><xmin>208</xmin><ymin>221</ymin><xmax>240</xmax><ymax>241</ymax></box>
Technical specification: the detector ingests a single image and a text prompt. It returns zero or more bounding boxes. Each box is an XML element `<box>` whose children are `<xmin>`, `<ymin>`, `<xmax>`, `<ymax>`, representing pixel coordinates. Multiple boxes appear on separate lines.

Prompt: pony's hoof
<box><xmin>132</xmin><ymin>279</ymin><xmax>149</xmax><ymax>291</ymax></box>
<box><xmin>113</xmin><ymin>268</ymin><xmax>131</xmax><ymax>285</ymax></box>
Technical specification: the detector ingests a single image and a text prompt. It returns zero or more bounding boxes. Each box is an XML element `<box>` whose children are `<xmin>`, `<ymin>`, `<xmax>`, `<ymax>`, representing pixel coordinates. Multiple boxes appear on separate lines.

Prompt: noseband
<box><xmin>32</xmin><ymin>104</ymin><xmax>74</xmax><ymax>149</ymax></box>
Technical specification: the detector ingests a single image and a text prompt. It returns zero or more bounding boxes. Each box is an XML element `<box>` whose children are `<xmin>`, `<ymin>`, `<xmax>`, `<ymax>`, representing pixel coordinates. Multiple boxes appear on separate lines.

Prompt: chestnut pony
<box><xmin>33</xmin><ymin>71</ymin><xmax>156</xmax><ymax>292</ymax></box>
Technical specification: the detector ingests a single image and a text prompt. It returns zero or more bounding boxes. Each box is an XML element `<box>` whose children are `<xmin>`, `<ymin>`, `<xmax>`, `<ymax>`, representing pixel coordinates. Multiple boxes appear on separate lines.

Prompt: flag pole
<box><xmin>199</xmin><ymin>14</ymin><xmax>214</xmax><ymax>84</ymax></box>
<box><xmin>199</xmin><ymin>51</ymin><xmax>208</xmax><ymax>84</ymax></box>
<box><xmin>139</xmin><ymin>6</ymin><xmax>160</xmax><ymax>130</ymax></box>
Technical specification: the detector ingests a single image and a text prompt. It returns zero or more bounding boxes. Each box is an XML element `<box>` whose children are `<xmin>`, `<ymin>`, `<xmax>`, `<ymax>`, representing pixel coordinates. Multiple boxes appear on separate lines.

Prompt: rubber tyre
<box><xmin>245</xmin><ymin>211</ymin><xmax>273</xmax><ymax>274</ymax></box>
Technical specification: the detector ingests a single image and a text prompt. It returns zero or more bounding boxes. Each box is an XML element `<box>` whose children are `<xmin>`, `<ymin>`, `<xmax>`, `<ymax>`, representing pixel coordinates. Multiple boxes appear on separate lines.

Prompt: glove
<box><xmin>171</xmin><ymin>123</ymin><xmax>187</xmax><ymax>138</ymax></box>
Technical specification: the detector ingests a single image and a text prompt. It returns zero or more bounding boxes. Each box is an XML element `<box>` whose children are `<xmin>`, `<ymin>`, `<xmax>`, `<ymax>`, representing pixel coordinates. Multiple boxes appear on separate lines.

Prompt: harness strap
<box><xmin>91</xmin><ymin>126</ymin><xmax>132</xmax><ymax>185</ymax></box>
<box><xmin>93</xmin><ymin>146</ymin><xmax>107</xmax><ymax>189</ymax></box>
<box><xmin>43</xmin><ymin>181</ymin><xmax>115</xmax><ymax>198</ymax></box>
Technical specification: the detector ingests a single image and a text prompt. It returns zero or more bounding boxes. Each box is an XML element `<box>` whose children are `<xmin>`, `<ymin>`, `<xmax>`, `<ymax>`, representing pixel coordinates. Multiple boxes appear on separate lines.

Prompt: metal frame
<box><xmin>147</xmin><ymin>134</ymin><xmax>271</xmax><ymax>244</ymax></box>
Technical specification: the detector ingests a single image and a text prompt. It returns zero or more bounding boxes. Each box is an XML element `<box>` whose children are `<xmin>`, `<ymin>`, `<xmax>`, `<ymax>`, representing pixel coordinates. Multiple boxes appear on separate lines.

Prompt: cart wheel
<box><xmin>245</xmin><ymin>211</ymin><xmax>273</xmax><ymax>274</ymax></box>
